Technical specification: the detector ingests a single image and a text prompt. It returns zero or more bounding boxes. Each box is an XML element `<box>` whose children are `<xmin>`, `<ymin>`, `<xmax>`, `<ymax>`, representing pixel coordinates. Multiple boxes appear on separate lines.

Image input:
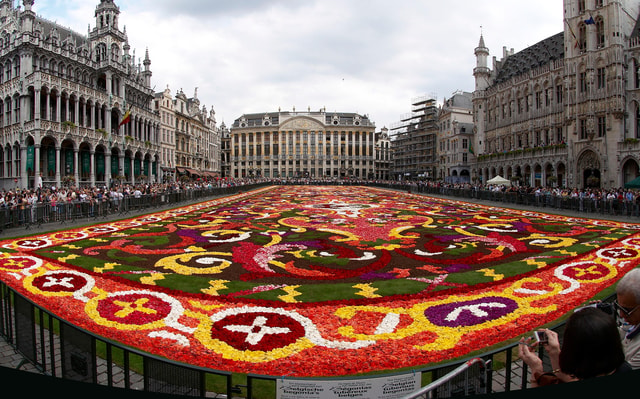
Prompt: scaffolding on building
<box><xmin>390</xmin><ymin>95</ymin><xmax>439</xmax><ymax>180</ymax></box>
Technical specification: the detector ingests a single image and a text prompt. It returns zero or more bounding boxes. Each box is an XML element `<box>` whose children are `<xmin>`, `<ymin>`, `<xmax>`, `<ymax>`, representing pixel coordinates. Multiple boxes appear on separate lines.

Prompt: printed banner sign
<box><xmin>276</xmin><ymin>372</ymin><xmax>421</xmax><ymax>399</ymax></box>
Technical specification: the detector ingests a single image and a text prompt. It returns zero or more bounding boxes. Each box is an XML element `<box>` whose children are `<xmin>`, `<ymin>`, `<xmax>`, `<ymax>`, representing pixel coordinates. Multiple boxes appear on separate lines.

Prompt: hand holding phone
<box><xmin>534</xmin><ymin>330</ymin><xmax>548</xmax><ymax>344</ymax></box>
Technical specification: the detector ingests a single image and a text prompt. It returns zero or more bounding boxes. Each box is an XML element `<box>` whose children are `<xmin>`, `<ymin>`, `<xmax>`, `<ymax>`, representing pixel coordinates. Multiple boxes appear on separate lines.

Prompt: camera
<box><xmin>534</xmin><ymin>331</ymin><xmax>548</xmax><ymax>344</ymax></box>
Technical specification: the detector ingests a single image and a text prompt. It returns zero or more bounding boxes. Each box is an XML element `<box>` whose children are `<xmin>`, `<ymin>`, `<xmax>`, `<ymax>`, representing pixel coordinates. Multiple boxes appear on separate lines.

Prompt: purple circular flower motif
<box><xmin>445</xmin><ymin>263</ymin><xmax>471</xmax><ymax>273</ymax></box>
<box><xmin>425</xmin><ymin>296</ymin><xmax>518</xmax><ymax>328</ymax></box>
<box><xmin>360</xmin><ymin>271</ymin><xmax>395</xmax><ymax>280</ymax></box>
<box><xmin>178</xmin><ymin>229</ymin><xmax>210</xmax><ymax>242</ymax></box>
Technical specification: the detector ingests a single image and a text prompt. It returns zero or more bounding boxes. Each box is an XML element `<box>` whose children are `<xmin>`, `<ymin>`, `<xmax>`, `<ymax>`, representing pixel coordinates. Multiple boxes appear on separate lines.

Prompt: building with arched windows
<box><xmin>153</xmin><ymin>87</ymin><xmax>220</xmax><ymax>182</ymax></box>
<box><xmin>229</xmin><ymin>109</ymin><xmax>386</xmax><ymax>179</ymax></box>
<box><xmin>0</xmin><ymin>0</ymin><xmax>161</xmax><ymax>190</ymax></box>
<box><xmin>472</xmin><ymin>0</ymin><xmax>640</xmax><ymax>189</ymax></box>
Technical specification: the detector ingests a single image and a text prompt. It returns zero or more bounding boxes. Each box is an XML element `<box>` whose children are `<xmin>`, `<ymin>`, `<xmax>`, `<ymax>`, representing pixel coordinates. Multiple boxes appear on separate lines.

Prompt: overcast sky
<box><xmin>31</xmin><ymin>0</ymin><xmax>563</xmax><ymax>130</ymax></box>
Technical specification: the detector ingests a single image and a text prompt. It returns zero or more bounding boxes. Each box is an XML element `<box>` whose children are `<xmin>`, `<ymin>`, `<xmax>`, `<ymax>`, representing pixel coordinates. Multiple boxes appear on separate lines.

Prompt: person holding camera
<box><xmin>518</xmin><ymin>307</ymin><xmax>631</xmax><ymax>386</ymax></box>
<box><xmin>615</xmin><ymin>268</ymin><xmax>640</xmax><ymax>369</ymax></box>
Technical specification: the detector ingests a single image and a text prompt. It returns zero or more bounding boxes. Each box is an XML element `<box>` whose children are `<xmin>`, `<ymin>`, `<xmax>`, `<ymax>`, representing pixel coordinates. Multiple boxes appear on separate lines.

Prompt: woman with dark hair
<box><xmin>518</xmin><ymin>307</ymin><xmax>631</xmax><ymax>386</ymax></box>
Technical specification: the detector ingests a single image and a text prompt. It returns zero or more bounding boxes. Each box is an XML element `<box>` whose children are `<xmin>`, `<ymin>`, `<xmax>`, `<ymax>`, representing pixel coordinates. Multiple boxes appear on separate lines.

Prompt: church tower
<box><xmin>473</xmin><ymin>34</ymin><xmax>491</xmax><ymax>92</ymax></box>
<box><xmin>89</xmin><ymin>0</ymin><xmax>126</xmax><ymax>64</ymax></box>
<box><xmin>472</xmin><ymin>34</ymin><xmax>491</xmax><ymax>170</ymax></box>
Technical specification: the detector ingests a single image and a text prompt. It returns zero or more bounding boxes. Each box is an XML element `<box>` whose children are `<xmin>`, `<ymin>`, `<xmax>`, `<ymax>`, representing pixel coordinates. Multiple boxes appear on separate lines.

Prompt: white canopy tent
<box><xmin>486</xmin><ymin>175</ymin><xmax>511</xmax><ymax>186</ymax></box>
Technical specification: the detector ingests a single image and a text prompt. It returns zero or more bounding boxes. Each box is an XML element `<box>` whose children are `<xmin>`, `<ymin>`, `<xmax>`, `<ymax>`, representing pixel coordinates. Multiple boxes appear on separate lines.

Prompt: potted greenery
<box><xmin>61</xmin><ymin>120</ymin><xmax>77</xmax><ymax>132</ymax></box>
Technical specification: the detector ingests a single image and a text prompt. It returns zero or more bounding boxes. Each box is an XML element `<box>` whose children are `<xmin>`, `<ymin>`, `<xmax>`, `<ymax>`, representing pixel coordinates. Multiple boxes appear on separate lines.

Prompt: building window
<box><xmin>517</xmin><ymin>98</ymin><xmax>523</xmax><ymax>114</ymax></box>
<box><xmin>579</xmin><ymin>72</ymin><xmax>588</xmax><ymax>93</ymax></box>
<box><xmin>545</xmin><ymin>88</ymin><xmax>552</xmax><ymax>106</ymax></box>
<box><xmin>598</xmin><ymin>116</ymin><xmax>606</xmax><ymax>137</ymax></box>
<box><xmin>597</xmin><ymin>67</ymin><xmax>606</xmax><ymax>89</ymax></box>
<box><xmin>556</xmin><ymin>127</ymin><xmax>563</xmax><ymax>143</ymax></box>
<box><xmin>578</xmin><ymin>24</ymin><xmax>587</xmax><ymax>51</ymax></box>
<box><xmin>580</xmin><ymin>119</ymin><xmax>588</xmax><ymax>140</ymax></box>
<box><xmin>555</xmin><ymin>84</ymin><xmax>563</xmax><ymax>104</ymax></box>
<box><xmin>636</xmin><ymin>106</ymin><xmax>640</xmax><ymax>138</ymax></box>
<box><xmin>596</xmin><ymin>18</ymin><xmax>605</xmax><ymax>48</ymax></box>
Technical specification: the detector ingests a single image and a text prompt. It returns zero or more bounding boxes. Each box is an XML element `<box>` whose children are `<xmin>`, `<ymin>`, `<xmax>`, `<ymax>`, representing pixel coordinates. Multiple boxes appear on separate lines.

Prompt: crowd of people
<box><xmin>399</xmin><ymin>180</ymin><xmax>640</xmax><ymax>216</ymax></box>
<box><xmin>0</xmin><ymin>177</ymin><xmax>263</xmax><ymax>227</ymax></box>
<box><xmin>405</xmin><ymin>180</ymin><xmax>640</xmax><ymax>204</ymax></box>
<box><xmin>2</xmin><ymin>177</ymin><xmax>640</xmax><ymax>217</ymax></box>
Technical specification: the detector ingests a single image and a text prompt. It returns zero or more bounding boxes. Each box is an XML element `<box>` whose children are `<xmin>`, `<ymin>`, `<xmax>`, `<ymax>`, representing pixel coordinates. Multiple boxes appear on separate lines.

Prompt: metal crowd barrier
<box><xmin>0</xmin><ymin>183</ymin><xmax>269</xmax><ymax>234</ymax></box>
<box><xmin>0</xmin><ymin>281</ymin><xmax>235</xmax><ymax>397</ymax></box>
<box><xmin>375</xmin><ymin>183</ymin><xmax>640</xmax><ymax>218</ymax></box>
<box><xmin>400</xmin><ymin>358</ymin><xmax>491</xmax><ymax>399</ymax></box>
<box><xmin>5</xmin><ymin>277</ymin><xmax>608</xmax><ymax>398</ymax></box>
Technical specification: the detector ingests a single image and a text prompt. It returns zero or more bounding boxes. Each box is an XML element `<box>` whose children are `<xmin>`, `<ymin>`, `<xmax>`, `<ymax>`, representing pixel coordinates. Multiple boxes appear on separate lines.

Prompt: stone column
<box><xmin>34</xmin><ymin>87</ymin><xmax>41</xmax><ymax>120</ymax></box>
<box><xmin>55</xmin><ymin>92</ymin><xmax>61</xmax><ymax>123</ymax></box>
<box><xmin>105</xmin><ymin>151</ymin><xmax>111</xmax><ymax>187</ymax></box>
<box><xmin>20</xmin><ymin>144</ymin><xmax>27</xmax><ymax>188</ymax></box>
<box><xmin>90</xmin><ymin>150</ymin><xmax>95</xmax><ymax>187</ymax></box>
<box><xmin>55</xmin><ymin>146</ymin><xmax>61</xmax><ymax>187</ymax></box>
<box><xmin>73</xmin><ymin>149</ymin><xmax>79</xmax><ymax>187</ymax></box>
<box><xmin>34</xmin><ymin>144</ymin><xmax>40</xmax><ymax>188</ymax></box>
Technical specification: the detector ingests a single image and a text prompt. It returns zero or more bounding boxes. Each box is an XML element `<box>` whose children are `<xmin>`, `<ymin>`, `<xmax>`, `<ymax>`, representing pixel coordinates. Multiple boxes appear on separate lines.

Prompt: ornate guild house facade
<box><xmin>473</xmin><ymin>0</ymin><xmax>640</xmax><ymax>189</ymax></box>
<box><xmin>229</xmin><ymin>109</ymin><xmax>379</xmax><ymax>179</ymax></box>
<box><xmin>0</xmin><ymin>0</ymin><xmax>161</xmax><ymax>190</ymax></box>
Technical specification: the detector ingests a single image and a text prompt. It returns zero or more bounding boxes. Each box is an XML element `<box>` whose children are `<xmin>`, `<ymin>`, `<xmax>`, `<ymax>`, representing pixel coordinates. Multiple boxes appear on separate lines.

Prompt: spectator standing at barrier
<box><xmin>518</xmin><ymin>307</ymin><xmax>630</xmax><ymax>387</ymax></box>
<box><xmin>615</xmin><ymin>268</ymin><xmax>640</xmax><ymax>369</ymax></box>
<box><xmin>28</xmin><ymin>190</ymin><xmax>37</xmax><ymax>223</ymax></box>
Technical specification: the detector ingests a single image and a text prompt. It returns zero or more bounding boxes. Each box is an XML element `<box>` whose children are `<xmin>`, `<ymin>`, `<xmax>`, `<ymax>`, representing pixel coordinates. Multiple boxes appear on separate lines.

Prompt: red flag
<box><xmin>119</xmin><ymin>109</ymin><xmax>131</xmax><ymax>127</ymax></box>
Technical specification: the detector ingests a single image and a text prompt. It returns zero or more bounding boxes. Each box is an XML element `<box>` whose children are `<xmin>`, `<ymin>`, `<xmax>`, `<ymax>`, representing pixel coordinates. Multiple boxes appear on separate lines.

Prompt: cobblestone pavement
<box><xmin>0</xmin><ymin>188</ymin><xmax>635</xmax><ymax>395</ymax></box>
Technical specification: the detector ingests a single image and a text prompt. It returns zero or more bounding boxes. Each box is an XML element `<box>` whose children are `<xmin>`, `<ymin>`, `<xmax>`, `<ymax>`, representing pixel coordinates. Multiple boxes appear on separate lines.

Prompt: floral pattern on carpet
<box><xmin>1</xmin><ymin>185</ymin><xmax>639</xmax><ymax>376</ymax></box>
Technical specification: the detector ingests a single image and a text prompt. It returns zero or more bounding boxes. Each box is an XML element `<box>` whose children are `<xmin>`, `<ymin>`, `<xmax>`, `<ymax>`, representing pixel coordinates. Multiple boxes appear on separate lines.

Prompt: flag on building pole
<box><xmin>118</xmin><ymin>86</ymin><xmax>155</xmax><ymax>130</ymax></box>
<box><xmin>469</xmin><ymin>142</ymin><xmax>474</xmax><ymax>155</ymax></box>
<box><xmin>584</xmin><ymin>15</ymin><xmax>595</xmax><ymax>25</ymax></box>
<box><xmin>564</xmin><ymin>18</ymin><xmax>580</xmax><ymax>49</ymax></box>
<box><xmin>118</xmin><ymin>107</ymin><xmax>131</xmax><ymax>128</ymax></box>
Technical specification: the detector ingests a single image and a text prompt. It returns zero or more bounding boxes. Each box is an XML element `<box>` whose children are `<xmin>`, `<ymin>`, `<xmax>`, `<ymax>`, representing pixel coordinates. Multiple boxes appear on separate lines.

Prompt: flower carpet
<box><xmin>1</xmin><ymin>185</ymin><xmax>639</xmax><ymax>377</ymax></box>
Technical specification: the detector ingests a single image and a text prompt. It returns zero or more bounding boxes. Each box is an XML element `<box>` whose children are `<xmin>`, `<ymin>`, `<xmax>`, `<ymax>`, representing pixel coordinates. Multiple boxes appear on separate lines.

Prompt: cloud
<box><xmin>31</xmin><ymin>0</ymin><xmax>564</xmax><ymax>129</ymax></box>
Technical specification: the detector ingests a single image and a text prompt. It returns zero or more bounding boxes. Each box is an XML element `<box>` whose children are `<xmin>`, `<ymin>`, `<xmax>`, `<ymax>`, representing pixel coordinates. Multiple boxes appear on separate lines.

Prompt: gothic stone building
<box><xmin>0</xmin><ymin>0</ymin><xmax>160</xmax><ymax>190</ymax></box>
<box><xmin>473</xmin><ymin>0</ymin><xmax>640</xmax><ymax>189</ymax></box>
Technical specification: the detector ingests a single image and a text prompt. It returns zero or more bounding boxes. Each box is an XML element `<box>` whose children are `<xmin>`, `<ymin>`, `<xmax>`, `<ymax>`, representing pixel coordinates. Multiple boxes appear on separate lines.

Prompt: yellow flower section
<box><xmin>335</xmin><ymin>277</ymin><xmax>560</xmax><ymax>351</ymax></box>
<box><xmin>155</xmin><ymin>251</ymin><xmax>232</xmax><ymax>275</ymax></box>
